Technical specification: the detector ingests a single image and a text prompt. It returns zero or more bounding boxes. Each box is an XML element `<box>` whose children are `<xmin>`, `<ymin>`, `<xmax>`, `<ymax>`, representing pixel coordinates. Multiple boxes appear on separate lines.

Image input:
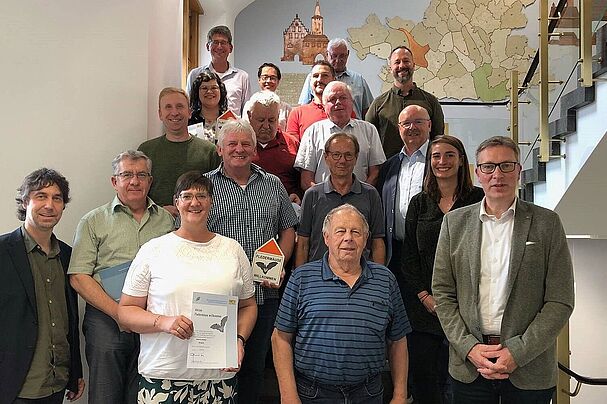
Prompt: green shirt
<box><xmin>68</xmin><ymin>196</ymin><xmax>174</xmax><ymax>283</ymax></box>
<box><xmin>19</xmin><ymin>226</ymin><xmax>69</xmax><ymax>399</ymax></box>
<box><xmin>138</xmin><ymin>134</ymin><xmax>220</xmax><ymax>206</ymax></box>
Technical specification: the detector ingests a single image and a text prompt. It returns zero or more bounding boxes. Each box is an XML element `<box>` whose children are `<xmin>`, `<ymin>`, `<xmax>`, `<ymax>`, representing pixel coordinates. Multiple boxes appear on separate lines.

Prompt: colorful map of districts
<box><xmin>347</xmin><ymin>0</ymin><xmax>537</xmax><ymax>101</ymax></box>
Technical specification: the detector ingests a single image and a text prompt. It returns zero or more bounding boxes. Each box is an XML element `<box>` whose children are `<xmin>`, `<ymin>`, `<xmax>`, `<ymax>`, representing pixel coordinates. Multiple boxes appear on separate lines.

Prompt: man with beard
<box><xmin>286</xmin><ymin>60</ymin><xmax>336</xmax><ymax>140</ymax></box>
<box><xmin>366</xmin><ymin>46</ymin><xmax>444</xmax><ymax>158</ymax></box>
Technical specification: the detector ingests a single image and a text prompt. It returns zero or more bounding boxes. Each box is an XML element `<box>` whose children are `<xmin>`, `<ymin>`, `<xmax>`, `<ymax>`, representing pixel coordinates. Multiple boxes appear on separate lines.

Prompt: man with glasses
<box><xmin>378</xmin><ymin>104</ymin><xmax>431</xmax><ymax>270</ymax></box>
<box><xmin>297</xmin><ymin>38</ymin><xmax>373</xmax><ymax>119</ymax></box>
<box><xmin>366</xmin><ymin>46</ymin><xmax>444</xmax><ymax>158</ymax></box>
<box><xmin>295</xmin><ymin>81</ymin><xmax>385</xmax><ymax>190</ymax></box>
<box><xmin>295</xmin><ymin>133</ymin><xmax>385</xmax><ymax>267</ymax></box>
<box><xmin>432</xmin><ymin>136</ymin><xmax>574</xmax><ymax>403</ymax></box>
<box><xmin>242</xmin><ymin>63</ymin><xmax>292</xmax><ymax>131</ymax></box>
<box><xmin>68</xmin><ymin>150</ymin><xmax>174</xmax><ymax>404</ymax></box>
<box><xmin>138</xmin><ymin>87</ymin><xmax>219</xmax><ymax>217</ymax></box>
<box><xmin>186</xmin><ymin>25</ymin><xmax>251</xmax><ymax>116</ymax></box>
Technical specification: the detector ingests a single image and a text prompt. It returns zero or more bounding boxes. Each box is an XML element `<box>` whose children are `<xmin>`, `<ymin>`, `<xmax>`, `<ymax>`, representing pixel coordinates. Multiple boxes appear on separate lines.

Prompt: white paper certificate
<box><xmin>187</xmin><ymin>292</ymin><xmax>238</xmax><ymax>369</ymax></box>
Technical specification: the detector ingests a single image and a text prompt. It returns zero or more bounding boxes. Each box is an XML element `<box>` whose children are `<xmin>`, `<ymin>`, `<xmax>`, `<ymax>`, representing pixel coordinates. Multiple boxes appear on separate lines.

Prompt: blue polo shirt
<box><xmin>275</xmin><ymin>254</ymin><xmax>411</xmax><ymax>385</ymax></box>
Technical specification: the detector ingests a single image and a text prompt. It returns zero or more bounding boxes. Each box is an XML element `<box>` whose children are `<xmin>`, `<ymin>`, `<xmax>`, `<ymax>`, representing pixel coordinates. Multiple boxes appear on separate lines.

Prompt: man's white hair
<box><xmin>249</xmin><ymin>90</ymin><xmax>280</xmax><ymax>108</ymax></box>
<box><xmin>327</xmin><ymin>38</ymin><xmax>348</xmax><ymax>51</ymax></box>
<box><xmin>217</xmin><ymin>118</ymin><xmax>257</xmax><ymax>147</ymax></box>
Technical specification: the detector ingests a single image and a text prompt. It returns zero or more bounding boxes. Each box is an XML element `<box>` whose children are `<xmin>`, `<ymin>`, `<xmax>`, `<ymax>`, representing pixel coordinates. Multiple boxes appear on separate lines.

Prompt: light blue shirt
<box><xmin>394</xmin><ymin>140</ymin><xmax>428</xmax><ymax>240</ymax></box>
<box><xmin>297</xmin><ymin>69</ymin><xmax>373</xmax><ymax>119</ymax></box>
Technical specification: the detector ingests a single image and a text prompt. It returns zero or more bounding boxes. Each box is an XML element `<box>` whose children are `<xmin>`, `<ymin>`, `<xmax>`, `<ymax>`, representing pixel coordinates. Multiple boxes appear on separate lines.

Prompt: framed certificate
<box><xmin>187</xmin><ymin>292</ymin><xmax>238</xmax><ymax>369</ymax></box>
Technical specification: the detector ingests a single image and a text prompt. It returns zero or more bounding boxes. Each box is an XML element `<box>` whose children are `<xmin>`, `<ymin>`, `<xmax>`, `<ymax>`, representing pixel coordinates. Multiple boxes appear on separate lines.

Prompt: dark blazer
<box><xmin>432</xmin><ymin>199</ymin><xmax>575</xmax><ymax>390</ymax></box>
<box><xmin>377</xmin><ymin>152</ymin><xmax>404</xmax><ymax>265</ymax></box>
<box><xmin>0</xmin><ymin>228</ymin><xmax>82</xmax><ymax>403</ymax></box>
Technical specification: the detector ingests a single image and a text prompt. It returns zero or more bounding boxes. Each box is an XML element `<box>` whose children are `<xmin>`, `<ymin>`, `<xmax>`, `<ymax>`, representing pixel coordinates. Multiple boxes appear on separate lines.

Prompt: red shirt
<box><xmin>253</xmin><ymin>129</ymin><xmax>303</xmax><ymax>198</ymax></box>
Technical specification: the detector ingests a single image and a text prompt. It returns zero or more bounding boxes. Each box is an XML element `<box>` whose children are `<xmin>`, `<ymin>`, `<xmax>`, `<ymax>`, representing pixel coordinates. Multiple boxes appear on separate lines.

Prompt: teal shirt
<box><xmin>68</xmin><ymin>196</ymin><xmax>174</xmax><ymax>282</ymax></box>
<box><xmin>138</xmin><ymin>134</ymin><xmax>220</xmax><ymax>206</ymax></box>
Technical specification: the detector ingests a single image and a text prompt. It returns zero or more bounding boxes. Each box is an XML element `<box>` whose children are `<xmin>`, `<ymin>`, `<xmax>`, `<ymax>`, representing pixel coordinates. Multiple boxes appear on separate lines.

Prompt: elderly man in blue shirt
<box><xmin>273</xmin><ymin>204</ymin><xmax>411</xmax><ymax>403</ymax></box>
<box><xmin>298</xmin><ymin>38</ymin><xmax>373</xmax><ymax>119</ymax></box>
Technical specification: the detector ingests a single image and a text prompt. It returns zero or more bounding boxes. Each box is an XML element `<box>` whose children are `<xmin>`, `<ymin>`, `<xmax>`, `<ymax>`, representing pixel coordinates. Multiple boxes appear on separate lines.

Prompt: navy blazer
<box><xmin>0</xmin><ymin>228</ymin><xmax>82</xmax><ymax>402</ymax></box>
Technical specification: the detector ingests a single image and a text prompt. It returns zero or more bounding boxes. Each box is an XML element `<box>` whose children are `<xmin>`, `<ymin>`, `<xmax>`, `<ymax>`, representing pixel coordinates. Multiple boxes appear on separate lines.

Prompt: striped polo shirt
<box><xmin>275</xmin><ymin>255</ymin><xmax>411</xmax><ymax>385</ymax></box>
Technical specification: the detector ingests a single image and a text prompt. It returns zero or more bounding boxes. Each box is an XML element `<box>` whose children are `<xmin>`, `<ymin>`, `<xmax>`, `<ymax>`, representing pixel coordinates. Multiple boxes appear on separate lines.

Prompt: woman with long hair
<box><xmin>403</xmin><ymin>135</ymin><xmax>484</xmax><ymax>403</ymax></box>
<box><xmin>188</xmin><ymin>69</ymin><xmax>228</xmax><ymax>143</ymax></box>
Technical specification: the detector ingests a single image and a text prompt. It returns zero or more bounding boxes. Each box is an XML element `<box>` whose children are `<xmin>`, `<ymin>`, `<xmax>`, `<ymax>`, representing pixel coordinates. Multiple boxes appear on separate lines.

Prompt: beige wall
<box><xmin>0</xmin><ymin>2</ymin><xmax>182</xmax><ymax>402</ymax></box>
<box><xmin>0</xmin><ymin>0</ymin><xmax>181</xmax><ymax>242</ymax></box>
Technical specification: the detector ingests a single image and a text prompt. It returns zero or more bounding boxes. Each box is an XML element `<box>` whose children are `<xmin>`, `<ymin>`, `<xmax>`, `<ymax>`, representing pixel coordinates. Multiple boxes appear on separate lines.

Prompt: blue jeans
<box><xmin>296</xmin><ymin>372</ymin><xmax>383</xmax><ymax>404</ymax></box>
<box><xmin>83</xmin><ymin>304</ymin><xmax>139</xmax><ymax>404</ymax></box>
<box><xmin>237</xmin><ymin>298</ymin><xmax>279</xmax><ymax>404</ymax></box>
<box><xmin>451</xmin><ymin>376</ymin><xmax>555</xmax><ymax>404</ymax></box>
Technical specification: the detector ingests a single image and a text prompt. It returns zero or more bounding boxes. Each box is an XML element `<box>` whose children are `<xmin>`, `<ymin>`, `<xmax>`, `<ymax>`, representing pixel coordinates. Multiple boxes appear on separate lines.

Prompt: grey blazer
<box><xmin>432</xmin><ymin>199</ymin><xmax>574</xmax><ymax>390</ymax></box>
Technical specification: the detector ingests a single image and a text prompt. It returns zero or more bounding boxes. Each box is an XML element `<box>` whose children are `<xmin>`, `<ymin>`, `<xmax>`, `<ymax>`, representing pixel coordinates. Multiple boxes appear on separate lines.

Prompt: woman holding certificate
<box><xmin>402</xmin><ymin>135</ymin><xmax>483</xmax><ymax>404</ymax></box>
<box><xmin>118</xmin><ymin>171</ymin><xmax>257</xmax><ymax>403</ymax></box>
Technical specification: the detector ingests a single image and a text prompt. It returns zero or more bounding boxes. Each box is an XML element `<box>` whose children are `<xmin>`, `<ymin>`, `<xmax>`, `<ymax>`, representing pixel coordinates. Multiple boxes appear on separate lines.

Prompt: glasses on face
<box><xmin>209</xmin><ymin>40</ymin><xmax>229</xmax><ymax>47</ymax></box>
<box><xmin>259</xmin><ymin>75</ymin><xmax>278</xmax><ymax>82</ymax></box>
<box><xmin>200</xmin><ymin>85</ymin><xmax>220</xmax><ymax>93</ymax></box>
<box><xmin>115</xmin><ymin>172</ymin><xmax>151</xmax><ymax>181</ymax></box>
<box><xmin>398</xmin><ymin>119</ymin><xmax>430</xmax><ymax>128</ymax></box>
<box><xmin>179</xmin><ymin>193</ymin><xmax>209</xmax><ymax>203</ymax></box>
<box><xmin>326</xmin><ymin>151</ymin><xmax>356</xmax><ymax>161</ymax></box>
<box><xmin>476</xmin><ymin>162</ymin><xmax>519</xmax><ymax>174</ymax></box>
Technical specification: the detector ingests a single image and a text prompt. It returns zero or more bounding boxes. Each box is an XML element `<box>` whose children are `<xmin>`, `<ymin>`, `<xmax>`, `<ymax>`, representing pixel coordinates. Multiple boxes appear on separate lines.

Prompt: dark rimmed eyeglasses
<box><xmin>476</xmin><ymin>162</ymin><xmax>519</xmax><ymax>174</ymax></box>
<box><xmin>326</xmin><ymin>151</ymin><xmax>356</xmax><ymax>161</ymax></box>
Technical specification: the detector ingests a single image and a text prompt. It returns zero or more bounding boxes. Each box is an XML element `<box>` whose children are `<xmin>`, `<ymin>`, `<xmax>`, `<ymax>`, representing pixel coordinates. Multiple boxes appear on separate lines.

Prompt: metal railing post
<box><xmin>539</xmin><ymin>0</ymin><xmax>550</xmax><ymax>162</ymax></box>
<box><xmin>580</xmin><ymin>0</ymin><xmax>593</xmax><ymax>87</ymax></box>
<box><xmin>557</xmin><ymin>322</ymin><xmax>571</xmax><ymax>404</ymax></box>
<box><xmin>509</xmin><ymin>70</ymin><xmax>519</xmax><ymax>144</ymax></box>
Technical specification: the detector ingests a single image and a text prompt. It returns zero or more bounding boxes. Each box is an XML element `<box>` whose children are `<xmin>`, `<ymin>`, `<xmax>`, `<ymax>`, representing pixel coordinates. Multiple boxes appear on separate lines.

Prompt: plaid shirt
<box><xmin>205</xmin><ymin>163</ymin><xmax>298</xmax><ymax>305</ymax></box>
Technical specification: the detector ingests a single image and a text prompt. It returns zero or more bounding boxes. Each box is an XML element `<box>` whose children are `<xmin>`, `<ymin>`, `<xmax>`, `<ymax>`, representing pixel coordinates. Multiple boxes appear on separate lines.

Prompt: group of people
<box><xmin>0</xmin><ymin>24</ymin><xmax>574</xmax><ymax>404</ymax></box>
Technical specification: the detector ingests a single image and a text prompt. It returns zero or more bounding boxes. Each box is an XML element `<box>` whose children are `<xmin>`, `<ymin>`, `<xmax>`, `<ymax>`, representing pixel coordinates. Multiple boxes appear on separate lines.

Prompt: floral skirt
<box><xmin>138</xmin><ymin>376</ymin><xmax>237</xmax><ymax>404</ymax></box>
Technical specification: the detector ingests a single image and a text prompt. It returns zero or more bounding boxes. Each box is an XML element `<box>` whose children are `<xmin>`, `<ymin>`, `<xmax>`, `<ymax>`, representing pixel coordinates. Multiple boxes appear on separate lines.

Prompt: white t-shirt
<box><xmin>122</xmin><ymin>232</ymin><xmax>255</xmax><ymax>381</ymax></box>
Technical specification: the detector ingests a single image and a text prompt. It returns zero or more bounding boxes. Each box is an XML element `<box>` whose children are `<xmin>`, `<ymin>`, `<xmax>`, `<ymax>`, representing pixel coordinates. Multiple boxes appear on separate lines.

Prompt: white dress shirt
<box><xmin>478</xmin><ymin>197</ymin><xmax>517</xmax><ymax>335</ymax></box>
<box><xmin>393</xmin><ymin>141</ymin><xmax>427</xmax><ymax>241</ymax></box>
